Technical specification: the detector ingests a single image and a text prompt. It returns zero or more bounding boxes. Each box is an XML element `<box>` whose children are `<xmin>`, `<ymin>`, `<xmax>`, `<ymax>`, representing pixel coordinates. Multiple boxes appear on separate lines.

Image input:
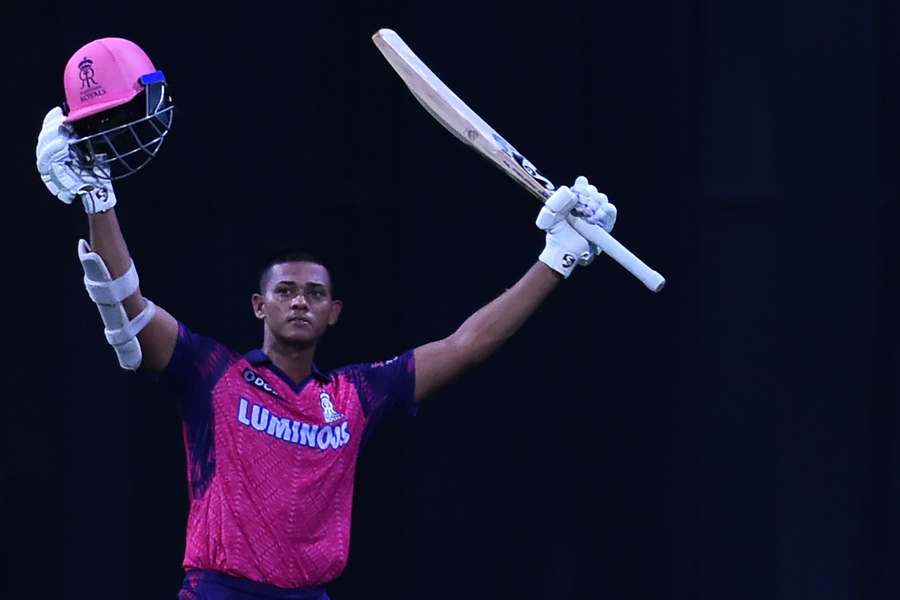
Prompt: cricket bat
<box><xmin>372</xmin><ymin>28</ymin><xmax>666</xmax><ymax>292</ymax></box>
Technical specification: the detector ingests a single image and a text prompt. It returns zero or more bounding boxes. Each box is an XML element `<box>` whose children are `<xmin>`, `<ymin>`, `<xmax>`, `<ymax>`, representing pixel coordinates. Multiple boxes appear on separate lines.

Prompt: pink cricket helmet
<box><xmin>63</xmin><ymin>38</ymin><xmax>156</xmax><ymax>123</ymax></box>
<box><xmin>61</xmin><ymin>37</ymin><xmax>174</xmax><ymax>180</ymax></box>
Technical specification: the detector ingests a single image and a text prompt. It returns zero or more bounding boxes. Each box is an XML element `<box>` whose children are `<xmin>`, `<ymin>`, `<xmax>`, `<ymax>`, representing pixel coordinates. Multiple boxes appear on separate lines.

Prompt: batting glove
<box><xmin>570</xmin><ymin>175</ymin><xmax>617</xmax><ymax>232</ymax></box>
<box><xmin>536</xmin><ymin>177</ymin><xmax>616</xmax><ymax>278</ymax></box>
<box><xmin>36</xmin><ymin>106</ymin><xmax>117</xmax><ymax>214</ymax></box>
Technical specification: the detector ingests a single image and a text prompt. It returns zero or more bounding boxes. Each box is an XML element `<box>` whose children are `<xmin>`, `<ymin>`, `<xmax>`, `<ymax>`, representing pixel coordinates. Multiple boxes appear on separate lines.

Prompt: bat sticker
<box><xmin>491</xmin><ymin>132</ymin><xmax>556</xmax><ymax>192</ymax></box>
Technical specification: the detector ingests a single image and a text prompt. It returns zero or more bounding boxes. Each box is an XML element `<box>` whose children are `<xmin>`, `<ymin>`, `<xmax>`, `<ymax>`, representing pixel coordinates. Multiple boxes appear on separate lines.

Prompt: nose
<box><xmin>290</xmin><ymin>292</ymin><xmax>308</xmax><ymax>309</ymax></box>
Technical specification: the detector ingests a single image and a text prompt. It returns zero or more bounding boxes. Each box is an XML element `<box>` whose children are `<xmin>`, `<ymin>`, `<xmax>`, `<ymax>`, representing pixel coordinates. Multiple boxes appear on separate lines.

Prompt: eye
<box><xmin>274</xmin><ymin>287</ymin><xmax>290</xmax><ymax>296</ymax></box>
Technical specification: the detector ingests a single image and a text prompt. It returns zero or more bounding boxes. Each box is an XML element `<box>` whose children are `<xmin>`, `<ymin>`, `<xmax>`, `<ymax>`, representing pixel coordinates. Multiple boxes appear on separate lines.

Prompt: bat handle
<box><xmin>567</xmin><ymin>216</ymin><xmax>666</xmax><ymax>292</ymax></box>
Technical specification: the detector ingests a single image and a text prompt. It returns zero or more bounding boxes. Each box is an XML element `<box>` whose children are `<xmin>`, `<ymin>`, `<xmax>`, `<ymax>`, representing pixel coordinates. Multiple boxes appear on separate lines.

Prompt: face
<box><xmin>252</xmin><ymin>261</ymin><xmax>342</xmax><ymax>347</ymax></box>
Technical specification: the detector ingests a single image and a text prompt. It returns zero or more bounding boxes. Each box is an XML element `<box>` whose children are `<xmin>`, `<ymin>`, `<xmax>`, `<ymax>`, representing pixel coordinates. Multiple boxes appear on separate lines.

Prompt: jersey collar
<box><xmin>244</xmin><ymin>349</ymin><xmax>331</xmax><ymax>385</ymax></box>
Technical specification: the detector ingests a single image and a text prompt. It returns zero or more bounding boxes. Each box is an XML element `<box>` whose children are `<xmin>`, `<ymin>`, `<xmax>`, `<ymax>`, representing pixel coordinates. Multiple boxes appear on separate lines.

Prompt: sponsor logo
<box><xmin>237</xmin><ymin>398</ymin><xmax>351</xmax><ymax>451</ymax></box>
<box><xmin>242</xmin><ymin>368</ymin><xmax>281</xmax><ymax>399</ymax></box>
<box><xmin>562</xmin><ymin>253</ymin><xmax>576</xmax><ymax>268</ymax></box>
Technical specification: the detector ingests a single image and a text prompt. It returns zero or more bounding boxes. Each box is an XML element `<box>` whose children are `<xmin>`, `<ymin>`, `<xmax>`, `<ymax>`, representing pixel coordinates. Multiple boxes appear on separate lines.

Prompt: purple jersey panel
<box><xmin>341</xmin><ymin>355</ymin><xmax>418</xmax><ymax>448</ymax></box>
<box><xmin>161</xmin><ymin>323</ymin><xmax>241</xmax><ymax>499</ymax></box>
<box><xmin>159</xmin><ymin>322</ymin><xmax>415</xmax><ymax>589</ymax></box>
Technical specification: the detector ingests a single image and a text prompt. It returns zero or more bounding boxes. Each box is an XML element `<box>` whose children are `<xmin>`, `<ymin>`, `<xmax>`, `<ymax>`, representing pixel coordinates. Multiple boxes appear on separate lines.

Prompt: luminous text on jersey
<box><xmin>237</xmin><ymin>397</ymin><xmax>351</xmax><ymax>451</ymax></box>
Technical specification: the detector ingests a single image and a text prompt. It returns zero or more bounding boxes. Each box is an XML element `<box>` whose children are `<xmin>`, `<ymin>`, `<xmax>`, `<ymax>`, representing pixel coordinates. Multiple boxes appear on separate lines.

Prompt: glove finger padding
<box><xmin>571</xmin><ymin>181</ymin><xmax>617</xmax><ymax>232</ymax></box>
<box><xmin>45</xmin><ymin>151</ymin><xmax>83</xmax><ymax>204</ymax></box>
<box><xmin>600</xmin><ymin>201</ymin><xmax>617</xmax><ymax>228</ymax></box>
<box><xmin>36</xmin><ymin>131</ymin><xmax>69</xmax><ymax>174</ymax></box>
<box><xmin>536</xmin><ymin>186</ymin><xmax>578</xmax><ymax>230</ymax></box>
<box><xmin>37</xmin><ymin>108</ymin><xmax>64</xmax><ymax>145</ymax></box>
<box><xmin>573</xmin><ymin>175</ymin><xmax>589</xmax><ymax>189</ymax></box>
<box><xmin>41</xmin><ymin>106</ymin><xmax>63</xmax><ymax>127</ymax></box>
<box><xmin>36</xmin><ymin>107</ymin><xmax>67</xmax><ymax>161</ymax></box>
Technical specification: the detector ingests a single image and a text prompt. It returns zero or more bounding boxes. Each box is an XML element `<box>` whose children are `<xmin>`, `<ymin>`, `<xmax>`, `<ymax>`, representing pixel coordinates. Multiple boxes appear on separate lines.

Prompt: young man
<box><xmin>37</xmin><ymin>38</ymin><xmax>617</xmax><ymax>599</ymax></box>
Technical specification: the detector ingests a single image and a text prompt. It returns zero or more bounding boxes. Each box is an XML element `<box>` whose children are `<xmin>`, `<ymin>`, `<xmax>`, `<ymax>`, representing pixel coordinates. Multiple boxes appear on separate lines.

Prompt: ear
<box><xmin>327</xmin><ymin>299</ymin><xmax>343</xmax><ymax>326</ymax></box>
<box><xmin>251</xmin><ymin>293</ymin><xmax>265</xmax><ymax>320</ymax></box>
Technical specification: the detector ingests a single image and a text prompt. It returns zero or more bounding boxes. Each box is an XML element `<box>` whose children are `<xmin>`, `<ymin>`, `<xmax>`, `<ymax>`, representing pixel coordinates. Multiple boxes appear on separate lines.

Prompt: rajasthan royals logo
<box><xmin>77</xmin><ymin>57</ymin><xmax>106</xmax><ymax>103</ymax></box>
<box><xmin>78</xmin><ymin>58</ymin><xmax>98</xmax><ymax>88</ymax></box>
<box><xmin>319</xmin><ymin>391</ymin><xmax>343</xmax><ymax>423</ymax></box>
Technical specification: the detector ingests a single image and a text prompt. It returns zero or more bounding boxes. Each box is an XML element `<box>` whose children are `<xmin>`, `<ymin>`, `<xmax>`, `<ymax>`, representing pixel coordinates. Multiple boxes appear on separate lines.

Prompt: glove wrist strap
<box><xmin>539</xmin><ymin>243</ymin><xmax>578</xmax><ymax>278</ymax></box>
<box><xmin>80</xmin><ymin>185</ymin><xmax>117</xmax><ymax>214</ymax></box>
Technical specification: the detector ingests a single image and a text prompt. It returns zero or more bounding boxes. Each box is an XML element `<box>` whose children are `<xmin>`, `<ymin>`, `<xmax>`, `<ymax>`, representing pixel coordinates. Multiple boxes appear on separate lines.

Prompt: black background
<box><xmin>2</xmin><ymin>1</ymin><xmax>898</xmax><ymax>598</ymax></box>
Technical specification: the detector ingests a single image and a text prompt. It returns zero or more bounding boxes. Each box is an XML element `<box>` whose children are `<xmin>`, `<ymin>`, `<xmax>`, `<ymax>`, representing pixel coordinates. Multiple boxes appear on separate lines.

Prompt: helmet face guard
<box><xmin>67</xmin><ymin>71</ymin><xmax>174</xmax><ymax>181</ymax></box>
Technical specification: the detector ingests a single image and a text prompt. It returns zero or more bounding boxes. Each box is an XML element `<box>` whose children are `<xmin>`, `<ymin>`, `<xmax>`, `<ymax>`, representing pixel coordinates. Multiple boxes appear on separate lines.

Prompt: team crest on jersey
<box><xmin>319</xmin><ymin>391</ymin><xmax>343</xmax><ymax>423</ymax></box>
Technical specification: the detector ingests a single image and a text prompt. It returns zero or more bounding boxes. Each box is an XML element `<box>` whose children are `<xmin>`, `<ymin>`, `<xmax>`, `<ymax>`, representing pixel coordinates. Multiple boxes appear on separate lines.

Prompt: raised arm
<box><xmin>413</xmin><ymin>177</ymin><xmax>617</xmax><ymax>402</ymax></box>
<box><xmin>87</xmin><ymin>209</ymin><xmax>179</xmax><ymax>372</ymax></box>
<box><xmin>37</xmin><ymin>106</ymin><xmax>178</xmax><ymax>373</ymax></box>
<box><xmin>414</xmin><ymin>262</ymin><xmax>560</xmax><ymax>401</ymax></box>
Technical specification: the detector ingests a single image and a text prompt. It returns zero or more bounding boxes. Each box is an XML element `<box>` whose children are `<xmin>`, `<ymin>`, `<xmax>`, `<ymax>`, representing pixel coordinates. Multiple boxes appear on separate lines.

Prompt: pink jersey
<box><xmin>159</xmin><ymin>323</ymin><xmax>416</xmax><ymax>589</ymax></box>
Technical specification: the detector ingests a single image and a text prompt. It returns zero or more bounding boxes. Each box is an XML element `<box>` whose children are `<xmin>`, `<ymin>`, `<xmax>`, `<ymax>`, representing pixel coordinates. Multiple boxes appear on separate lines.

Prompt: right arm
<box><xmin>87</xmin><ymin>209</ymin><xmax>179</xmax><ymax>373</ymax></box>
<box><xmin>37</xmin><ymin>106</ymin><xmax>179</xmax><ymax>373</ymax></box>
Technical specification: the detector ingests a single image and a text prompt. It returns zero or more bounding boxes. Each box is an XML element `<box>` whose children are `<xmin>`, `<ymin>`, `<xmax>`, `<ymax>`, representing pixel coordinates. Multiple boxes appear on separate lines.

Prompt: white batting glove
<box><xmin>35</xmin><ymin>106</ymin><xmax>117</xmax><ymax>214</ymax></box>
<box><xmin>570</xmin><ymin>175</ymin><xmax>617</xmax><ymax>232</ymax></box>
<box><xmin>536</xmin><ymin>186</ymin><xmax>593</xmax><ymax>278</ymax></box>
<box><xmin>536</xmin><ymin>176</ymin><xmax>617</xmax><ymax>278</ymax></box>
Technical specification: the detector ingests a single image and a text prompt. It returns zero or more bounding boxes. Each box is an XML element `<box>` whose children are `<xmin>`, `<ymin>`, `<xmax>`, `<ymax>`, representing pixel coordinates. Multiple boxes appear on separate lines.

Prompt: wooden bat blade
<box><xmin>372</xmin><ymin>28</ymin><xmax>555</xmax><ymax>201</ymax></box>
<box><xmin>372</xmin><ymin>28</ymin><xmax>666</xmax><ymax>292</ymax></box>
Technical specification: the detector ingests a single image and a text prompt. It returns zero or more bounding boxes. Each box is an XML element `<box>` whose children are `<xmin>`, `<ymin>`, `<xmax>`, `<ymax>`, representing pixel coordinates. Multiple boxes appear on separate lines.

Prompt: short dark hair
<box><xmin>258</xmin><ymin>248</ymin><xmax>337</xmax><ymax>296</ymax></box>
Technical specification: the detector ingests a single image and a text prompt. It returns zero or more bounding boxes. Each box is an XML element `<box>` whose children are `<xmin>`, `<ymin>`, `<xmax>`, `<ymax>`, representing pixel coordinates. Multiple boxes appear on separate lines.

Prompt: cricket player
<box><xmin>36</xmin><ymin>38</ymin><xmax>617</xmax><ymax>599</ymax></box>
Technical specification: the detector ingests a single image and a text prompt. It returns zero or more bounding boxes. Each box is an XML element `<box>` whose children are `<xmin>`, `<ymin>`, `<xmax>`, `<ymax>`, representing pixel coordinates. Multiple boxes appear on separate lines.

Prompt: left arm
<box><xmin>413</xmin><ymin>261</ymin><xmax>561</xmax><ymax>402</ymax></box>
<box><xmin>412</xmin><ymin>176</ymin><xmax>617</xmax><ymax>403</ymax></box>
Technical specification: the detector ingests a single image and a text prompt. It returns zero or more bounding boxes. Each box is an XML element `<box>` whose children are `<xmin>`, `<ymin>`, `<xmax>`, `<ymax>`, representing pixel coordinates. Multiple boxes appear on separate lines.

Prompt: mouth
<box><xmin>287</xmin><ymin>315</ymin><xmax>312</xmax><ymax>327</ymax></box>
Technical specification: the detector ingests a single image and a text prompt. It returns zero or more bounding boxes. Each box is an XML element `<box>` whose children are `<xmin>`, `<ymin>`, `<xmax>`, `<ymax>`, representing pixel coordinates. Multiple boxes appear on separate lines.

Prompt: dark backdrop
<box><xmin>2</xmin><ymin>1</ymin><xmax>897</xmax><ymax>598</ymax></box>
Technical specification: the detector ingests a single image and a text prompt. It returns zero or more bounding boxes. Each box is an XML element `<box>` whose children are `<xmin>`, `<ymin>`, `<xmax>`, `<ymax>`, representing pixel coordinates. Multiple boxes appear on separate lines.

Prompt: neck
<box><xmin>261</xmin><ymin>331</ymin><xmax>317</xmax><ymax>384</ymax></box>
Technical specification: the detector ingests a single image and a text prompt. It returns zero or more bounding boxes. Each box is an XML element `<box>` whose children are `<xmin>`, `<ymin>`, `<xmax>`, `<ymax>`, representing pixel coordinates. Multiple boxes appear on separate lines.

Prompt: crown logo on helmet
<box><xmin>78</xmin><ymin>57</ymin><xmax>98</xmax><ymax>88</ymax></box>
